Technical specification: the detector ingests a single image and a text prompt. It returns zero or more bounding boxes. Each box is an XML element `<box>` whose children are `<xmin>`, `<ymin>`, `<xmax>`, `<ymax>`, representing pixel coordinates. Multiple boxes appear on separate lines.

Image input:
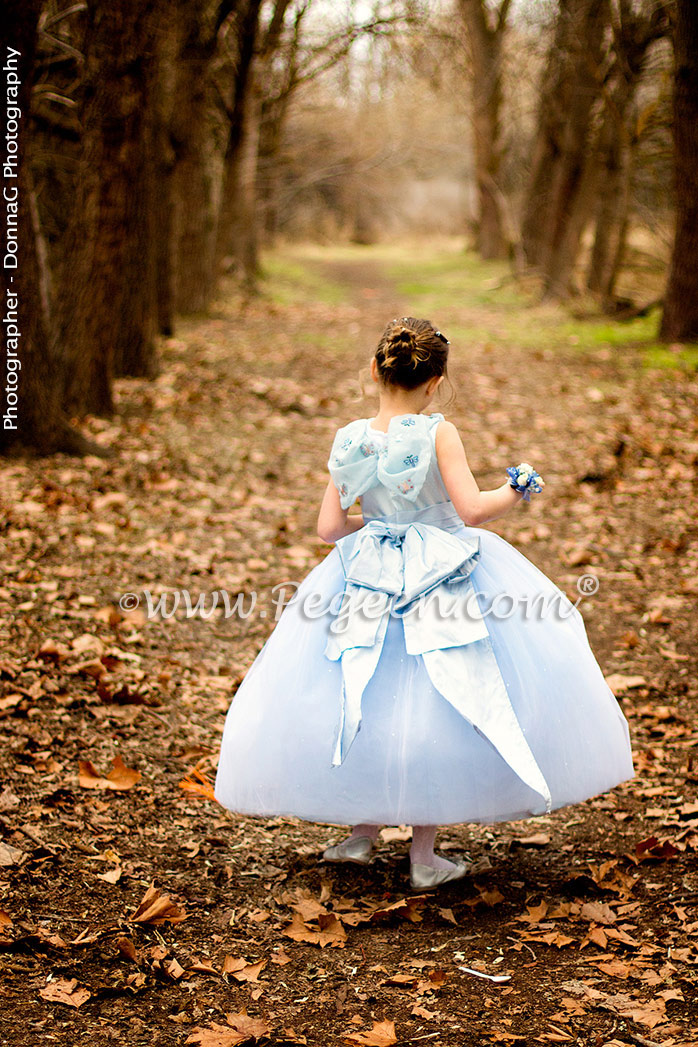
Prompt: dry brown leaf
<box><xmin>78</xmin><ymin>755</ymin><xmax>141</xmax><ymax>791</ymax></box>
<box><xmin>116</xmin><ymin>936</ymin><xmax>139</xmax><ymax>963</ymax></box>
<box><xmin>188</xmin><ymin>958</ymin><xmax>219</xmax><ymax>975</ymax></box>
<box><xmin>222</xmin><ymin>956</ymin><xmax>267</xmax><ymax>982</ymax></box>
<box><xmin>604</xmin><ymin>673</ymin><xmax>647</xmax><ymax>694</ymax></box>
<box><xmin>379</xmin><ymin>826</ymin><xmax>411</xmax><ymax>842</ymax></box>
<box><xmin>580</xmin><ymin>901</ymin><xmax>616</xmax><ymax>925</ymax></box>
<box><xmin>411</xmin><ymin>1004</ymin><xmax>437</xmax><ymax>1019</ymax></box>
<box><xmin>370</xmin><ymin>896</ymin><xmax>425</xmax><ymax>924</ymax></box>
<box><xmin>416</xmin><ymin>969</ymin><xmax>448</xmax><ymax>994</ymax></box>
<box><xmin>130</xmin><ymin>883</ymin><xmax>187</xmax><ymax>925</ymax></box>
<box><xmin>97</xmin><ymin>866</ymin><xmax>122</xmax><ymax>884</ymax></box>
<box><xmin>271</xmin><ymin>946</ymin><xmax>293</xmax><ymax>966</ymax></box>
<box><xmin>0</xmin><ymin>842</ymin><xmax>25</xmax><ymax>867</ymax></box>
<box><xmin>225</xmin><ymin>1013</ymin><xmax>270</xmax><ymax>1039</ymax></box>
<box><xmin>514</xmin><ymin>832</ymin><xmax>551</xmax><ymax>847</ymax></box>
<box><xmin>39</xmin><ymin>977</ymin><xmax>91</xmax><ymax>1008</ymax></box>
<box><xmin>516</xmin><ymin>901</ymin><xmax>548</xmax><ymax>924</ymax></box>
<box><xmin>186</xmin><ymin>1023</ymin><xmax>253</xmax><ymax>1047</ymax></box>
<box><xmin>343</xmin><ymin>1019</ymin><xmax>397</xmax><ymax>1046</ymax></box>
<box><xmin>464</xmin><ymin>886</ymin><xmax>505</xmax><ymax>908</ymax></box>
<box><xmin>282</xmin><ymin>911</ymin><xmax>346</xmax><ymax>948</ymax></box>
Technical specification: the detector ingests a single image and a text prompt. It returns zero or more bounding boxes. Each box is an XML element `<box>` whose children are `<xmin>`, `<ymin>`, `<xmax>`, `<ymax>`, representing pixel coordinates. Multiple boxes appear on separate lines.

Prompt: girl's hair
<box><xmin>374</xmin><ymin>317</ymin><xmax>449</xmax><ymax>390</ymax></box>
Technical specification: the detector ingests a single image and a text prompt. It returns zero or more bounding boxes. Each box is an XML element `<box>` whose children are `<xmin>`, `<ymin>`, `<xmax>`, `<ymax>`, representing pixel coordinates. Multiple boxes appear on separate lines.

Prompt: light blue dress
<box><xmin>215</xmin><ymin>413</ymin><xmax>633</xmax><ymax>826</ymax></box>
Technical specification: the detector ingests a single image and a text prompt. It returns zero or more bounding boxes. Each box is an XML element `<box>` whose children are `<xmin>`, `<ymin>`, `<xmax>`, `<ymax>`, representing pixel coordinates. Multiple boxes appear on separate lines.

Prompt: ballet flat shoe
<box><xmin>322</xmin><ymin>836</ymin><xmax>374</xmax><ymax>865</ymax></box>
<box><xmin>409</xmin><ymin>861</ymin><xmax>469</xmax><ymax>892</ymax></box>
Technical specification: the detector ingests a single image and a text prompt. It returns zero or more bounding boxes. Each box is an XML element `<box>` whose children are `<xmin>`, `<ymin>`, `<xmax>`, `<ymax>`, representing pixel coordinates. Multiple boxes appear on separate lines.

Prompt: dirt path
<box><xmin>1</xmin><ymin>245</ymin><xmax>697</xmax><ymax>1046</ymax></box>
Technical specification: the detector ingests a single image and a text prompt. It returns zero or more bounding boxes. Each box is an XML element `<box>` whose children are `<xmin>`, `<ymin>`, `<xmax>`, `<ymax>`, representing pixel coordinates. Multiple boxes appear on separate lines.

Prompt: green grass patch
<box><xmin>261</xmin><ymin>249</ymin><xmax>349</xmax><ymax>307</ymax></box>
<box><xmin>641</xmin><ymin>343</ymin><xmax>698</xmax><ymax>372</ymax></box>
<box><xmin>258</xmin><ymin>241</ymin><xmax>695</xmax><ymax>374</ymax></box>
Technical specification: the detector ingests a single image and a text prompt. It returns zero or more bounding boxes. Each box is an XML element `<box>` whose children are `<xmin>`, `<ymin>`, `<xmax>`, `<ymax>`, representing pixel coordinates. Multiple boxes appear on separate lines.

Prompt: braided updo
<box><xmin>374</xmin><ymin>317</ymin><xmax>449</xmax><ymax>390</ymax></box>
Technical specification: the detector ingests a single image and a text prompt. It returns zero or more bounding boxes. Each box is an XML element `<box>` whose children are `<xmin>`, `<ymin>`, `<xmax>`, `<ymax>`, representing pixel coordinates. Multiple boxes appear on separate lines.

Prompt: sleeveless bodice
<box><xmin>327</xmin><ymin>412</ymin><xmax>464</xmax><ymax>532</ymax></box>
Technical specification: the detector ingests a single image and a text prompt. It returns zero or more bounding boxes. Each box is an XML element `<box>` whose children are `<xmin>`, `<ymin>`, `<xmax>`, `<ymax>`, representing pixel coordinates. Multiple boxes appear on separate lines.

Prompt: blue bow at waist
<box><xmin>324</xmin><ymin>519</ymin><xmax>552</xmax><ymax>812</ymax></box>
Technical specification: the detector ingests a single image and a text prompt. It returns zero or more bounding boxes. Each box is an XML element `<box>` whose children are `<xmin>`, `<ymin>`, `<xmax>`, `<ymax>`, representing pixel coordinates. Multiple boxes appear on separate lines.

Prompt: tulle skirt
<box><xmin>214</xmin><ymin>528</ymin><xmax>633</xmax><ymax>825</ymax></box>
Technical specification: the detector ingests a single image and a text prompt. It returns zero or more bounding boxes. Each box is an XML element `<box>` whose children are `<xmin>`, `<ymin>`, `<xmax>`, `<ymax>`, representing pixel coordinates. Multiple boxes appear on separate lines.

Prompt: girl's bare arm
<box><xmin>435</xmin><ymin>420</ymin><xmax>524</xmax><ymax>526</ymax></box>
<box><xmin>317</xmin><ymin>479</ymin><xmax>364</xmax><ymax>543</ymax></box>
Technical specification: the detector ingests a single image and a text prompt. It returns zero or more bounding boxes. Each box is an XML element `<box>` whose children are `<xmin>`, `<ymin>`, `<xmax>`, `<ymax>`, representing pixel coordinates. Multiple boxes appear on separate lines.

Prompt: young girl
<box><xmin>215</xmin><ymin>317</ymin><xmax>634</xmax><ymax>891</ymax></box>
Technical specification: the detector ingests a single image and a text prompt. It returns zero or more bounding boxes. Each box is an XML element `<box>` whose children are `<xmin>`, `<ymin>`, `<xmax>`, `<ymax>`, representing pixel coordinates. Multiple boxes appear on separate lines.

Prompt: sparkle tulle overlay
<box><xmin>215</xmin><ymin>413</ymin><xmax>633</xmax><ymax>825</ymax></box>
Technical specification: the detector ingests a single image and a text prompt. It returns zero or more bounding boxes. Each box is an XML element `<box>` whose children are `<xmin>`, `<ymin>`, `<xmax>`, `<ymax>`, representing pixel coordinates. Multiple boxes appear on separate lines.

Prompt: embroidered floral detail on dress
<box><xmin>341</xmin><ymin>437</ymin><xmax>354</xmax><ymax>451</ymax></box>
<box><xmin>398</xmin><ymin>479</ymin><xmax>415</xmax><ymax>494</ymax></box>
<box><xmin>403</xmin><ymin>454</ymin><xmax>419</xmax><ymax>468</ymax></box>
<box><xmin>339</xmin><ymin>483</ymin><xmax>348</xmax><ymax>498</ymax></box>
<box><xmin>359</xmin><ymin>443</ymin><xmax>376</xmax><ymax>458</ymax></box>
<box><xmin>401</xmin><ymin>417</ymin><xmax>416</xmax><ymax>426</ymax></box>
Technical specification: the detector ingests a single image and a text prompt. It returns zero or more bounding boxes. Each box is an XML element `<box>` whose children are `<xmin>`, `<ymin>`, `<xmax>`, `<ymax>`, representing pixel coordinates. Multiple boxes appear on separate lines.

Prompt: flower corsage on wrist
<box><xmin>506</xmin><ymin>462</ymin><xmax>545</xmax><ymax>502</ymax></box>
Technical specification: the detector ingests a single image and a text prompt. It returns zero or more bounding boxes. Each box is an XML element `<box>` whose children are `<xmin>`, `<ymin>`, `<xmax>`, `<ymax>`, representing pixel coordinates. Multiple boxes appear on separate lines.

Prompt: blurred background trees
<box><xmin>2</xmin><ymin>0</ymin><xmax>695</xmax><ymax>455</ymax></box>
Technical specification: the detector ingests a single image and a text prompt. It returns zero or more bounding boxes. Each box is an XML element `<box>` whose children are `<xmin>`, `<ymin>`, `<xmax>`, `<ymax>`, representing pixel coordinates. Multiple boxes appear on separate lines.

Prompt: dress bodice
<box><xmin>327</xmin><ymin>413</ymin><xmax>463</xmax><ymax>533</ymax></box>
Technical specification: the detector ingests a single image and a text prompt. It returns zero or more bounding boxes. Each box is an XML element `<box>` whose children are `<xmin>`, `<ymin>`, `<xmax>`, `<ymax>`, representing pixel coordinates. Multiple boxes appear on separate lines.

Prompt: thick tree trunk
<box><xmin>587</xmin><ymin>3</ymin><xmax>670</xmax><ymax>301</ymax></box>
<box><xmin>521</xmin><ymin>0</ymin><xmax>608</xmax><ymax>293</ymax></box>
<box><xmin>587</xmin><ymin>127</ymin><xmax>633</xmax><ymax>300</ymax></box>
<box><xmin>171</xmin><ymin>1</ymin><xmax>225</xmax><ymax>314</ymax></box>
<box><xmin>0</xmin><ymin>0</ymin><xmax>95</xmax><ymax>455</ymax></box>
<box><xmin>56</xmin><ymin>0</ymin><xmax>163</xmax><ymax>414</ymax></box>
<box><xmin>215</xmin><ymin>0</ymin><xmax>262</xmax><ymax>275</ymax></box>
<box><xmin>231</xmin><ymin>69</ymin><xmax>263</xmax><ymax>286</ymax></box>
<box><xmin>458</xmin><ymin>0</ymin><xmax>509</xmax><ymax>260</ymax></box>
<box><xmin>660</xmin><ymin>0</ymin><xmax>698</xmax><ymax>343</ymax></box>
<box><xmin>152</xmin><ymin>14</ymin><xmax>179</xmax><ymax>337</ymax></box>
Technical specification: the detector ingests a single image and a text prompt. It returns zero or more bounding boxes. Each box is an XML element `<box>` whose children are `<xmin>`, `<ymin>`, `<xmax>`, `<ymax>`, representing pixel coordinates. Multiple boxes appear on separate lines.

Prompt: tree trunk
<box><xmin>171</xmin><ymin>1</ymin><xmax>225</xmax><ymax>314</ymax></box>
<box><xmin>458</xmin><ymin>0</ymin><xmax>509</xmax><ymax>260</ymax></box>
<box><xmin>215</xmin><ymin>0</ymin><xmax>262</xmax><ymax>274</ymax></box>
<box><xmin>152</xmin><ymin>13</ymin><xmax>180</xmax><ymax>337</ymax></box>
<box><xmin>660</xmin><ymin>0</ymin><xmax>698</xmax><ymax>343</ymax></box>
<box><xmin>587</xmin><ymin>126</ymin><xmax>633</xmax><ymax>300</ymax></box>
<box><xmin>231</xmin><ymin>67</ymin><xmax>263</xmax><ymax>286</ymax></box>
<box><xmin>521</xmin><ymin>0</ymin><xmax>609</xmax><ymax>293</ymax></box>
<box><xmin>0</xmin><ymin>0</ymin><xmax>95</xmax><ymax>455</ymax></box>
<box><xmin>587</xmin><ymin>2</ymin><xmax>670</xmax><ymax>301</ymax></box>
<box><xmin>56</xmin><ymin>0</ymin><xmax>163</xmax><ymax>414</ymax></box>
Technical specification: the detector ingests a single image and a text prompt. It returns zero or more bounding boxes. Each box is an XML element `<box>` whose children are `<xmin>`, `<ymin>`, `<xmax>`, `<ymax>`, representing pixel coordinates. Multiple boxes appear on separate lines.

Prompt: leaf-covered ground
<box><xmin>1</xmin><ymin>242</ymin><xmax>697</xmax><ymax>1047</ymax></box>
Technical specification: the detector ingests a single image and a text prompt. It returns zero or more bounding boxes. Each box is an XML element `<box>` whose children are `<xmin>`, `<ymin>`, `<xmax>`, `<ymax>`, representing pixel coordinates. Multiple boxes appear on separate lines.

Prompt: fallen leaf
<box><xmin>0</xmin><ymin>787</ymin><xmax>20</xmax><ymax>812</ymax></box>
<box><xmin>271</xmin><ymin>946</ymin><xmax>293</xmax><ymax>966</ymax></box>
<box><xmin>97</xmin><ymin>866</ymin><xmax>122</xmax><ymax>884</ymax></box>
<box><xmin>634</xmin><ymin>836</ymin><xmax>679</xmax><ymax>861</ymax></box>
<box><xmin>343</xmin><ymin>1019</ymin><xmax>397</xmax><ymax>1046</ymax></box>
<box><xmin>0</xmin><ymin>842</ymin><xmax>25</xmax><ymax>867</ymax></box>
<box><xmin>513</xmin><ymin>832</ymin><xmax>550</xmax><ymax>847</ymax></box>
<box><xmin>186</xmin><ymin>1022</ymin><xmax>257</xmax><ymax>1047</ymax></box>
<box><xmin>380</xmin><ymin>826</ymin><xmax>411</xmax><ymax>843</ymax></box>
<box><xmin>282</xmin><ymin>911</ymin><xmax>346</xmax><ymax>948</ymax></box>
<box><xmin>604</xmin><ymin>673</ymin><xmax>646</xmax><ymax>694</ymax></box>
<box><xmin>39</xmin><ymin>977</ymin><xmax>91</xmax><ymax>1008</ymax></box>
<box><xmin>78</xmin><ymin>755</ymin><xmax>141</xmax><ymax>791</ymax></box>
<box><xmin>129</xmin><ymin>884</ymin><xmax>187</xmax><ymax>925</ymax></box>
<box><xmin>222</xmin><ymin>956</ymin><xmax>267</xmax><ymax>982</ymax></box>
<box><xmin>411</xmin><ymin>1004</ymin><xmax>437</xmax><ymax>1019</ymax></box>
<box><xmin>116</xmin><ymin>936</ymin><xmax>139</xmax><ymax>963</ymax></box>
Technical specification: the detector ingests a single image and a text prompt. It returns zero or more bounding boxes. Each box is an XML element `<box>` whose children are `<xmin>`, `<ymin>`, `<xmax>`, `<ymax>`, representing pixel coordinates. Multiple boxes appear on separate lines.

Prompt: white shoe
<box><xmin>322</xmin><ymin>836</ymin><xmax>374</xmax><ymax>865</ymax></box>
<box><xmin>409</xmin><ymin>860</ymin><xmax>469</xmax><ymax>892</ymax></box>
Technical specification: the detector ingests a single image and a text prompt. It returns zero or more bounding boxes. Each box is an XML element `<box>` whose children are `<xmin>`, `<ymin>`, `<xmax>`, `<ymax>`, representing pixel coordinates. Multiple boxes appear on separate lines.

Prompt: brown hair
<box><xmin>374</xmin><ymin>317</ymin><xmax>449</xmax><ymax>390</ymax></box>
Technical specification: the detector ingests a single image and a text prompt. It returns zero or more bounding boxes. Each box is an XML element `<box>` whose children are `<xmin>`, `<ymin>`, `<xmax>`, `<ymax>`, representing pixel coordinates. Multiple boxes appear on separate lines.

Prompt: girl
<box><xmin>215</xmin><ymin>317</ymin><xmax>634</xmax><ymax>891</ymax></box>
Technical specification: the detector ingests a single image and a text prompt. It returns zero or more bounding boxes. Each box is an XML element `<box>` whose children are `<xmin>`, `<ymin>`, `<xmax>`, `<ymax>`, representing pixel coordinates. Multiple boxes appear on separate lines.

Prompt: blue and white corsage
<box><xmin>506</xmin><ymin>462</ymin><xmax>544</xmax><ymax>502</ymax></box>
